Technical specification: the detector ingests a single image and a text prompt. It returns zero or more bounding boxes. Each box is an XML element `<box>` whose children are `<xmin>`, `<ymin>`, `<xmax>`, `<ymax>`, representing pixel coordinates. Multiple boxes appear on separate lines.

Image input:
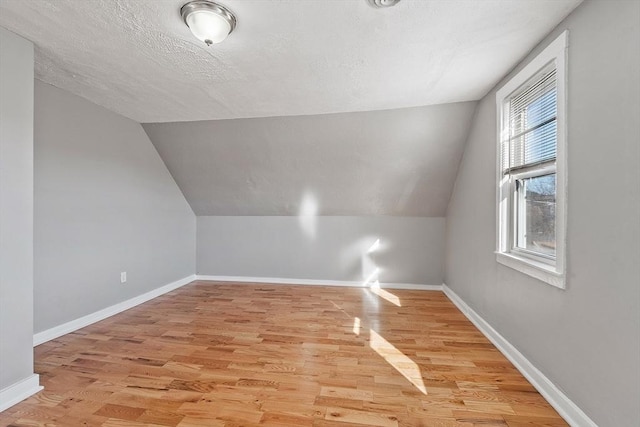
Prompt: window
<box><xmin>496</xmin><ymin>31</ymin><xmax>567</xmax><ymax>288</ymax></box>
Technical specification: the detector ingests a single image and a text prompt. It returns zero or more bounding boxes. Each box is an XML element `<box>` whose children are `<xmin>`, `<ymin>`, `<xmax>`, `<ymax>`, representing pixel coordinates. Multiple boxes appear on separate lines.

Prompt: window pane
<box><xmin>524</xmin><ymin>118</ymin><xmax>556</xmax><ymax>164</ymax></box>
<box><xmin>510</xmin><ymin>119</ymin><xmax>556</xmax><ymax>168</ymax></box>
<box><xmin>525</xmin><ymin>87</ymin><xmax>556</xmax><ymax>129</ymax></box>
<box><xmin>517</xmin><ymin>174</ymin><xmax>556</xmax><ymax>257</ymax></box>
<box><xmin>505</xmin><ymin>67</ymin><xmax>557</xmax><ymax>172</ymax></box>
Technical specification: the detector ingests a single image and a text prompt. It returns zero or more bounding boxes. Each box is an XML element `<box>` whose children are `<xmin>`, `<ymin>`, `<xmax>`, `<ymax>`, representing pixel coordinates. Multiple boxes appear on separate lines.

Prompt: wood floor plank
<box><xmin>0</xmin><ymin>281</ymin><xmax>567</xmax><ymax>426</ymax></box>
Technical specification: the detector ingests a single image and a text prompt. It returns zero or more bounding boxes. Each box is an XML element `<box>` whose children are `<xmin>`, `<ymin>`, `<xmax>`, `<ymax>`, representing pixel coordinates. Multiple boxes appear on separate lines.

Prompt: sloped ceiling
<box><xmin>143</xmin><ymin>103</ymin><xmax>476</xmax><ymax>216</ymax></box>
<box><xmin>0</xmin><ymin>0</ymin><xmax>582</xmax><ymax>217</ymax></box>
<box><xmin>0</xmin><ymin>0</ymin><xmax>581</xmax><ymax>122</ymax></box>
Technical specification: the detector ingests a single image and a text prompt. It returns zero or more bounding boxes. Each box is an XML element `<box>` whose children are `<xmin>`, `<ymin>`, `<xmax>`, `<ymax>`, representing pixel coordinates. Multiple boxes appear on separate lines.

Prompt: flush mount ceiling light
<box><xmin>181</xmin><ymin>0</ymin><xmax>237</xmax><ymax>46</ymax></box>
<box><xmin>367</xmin><ymin>0</ymin><xmax>401</xmax><ymax>8</ymax></box>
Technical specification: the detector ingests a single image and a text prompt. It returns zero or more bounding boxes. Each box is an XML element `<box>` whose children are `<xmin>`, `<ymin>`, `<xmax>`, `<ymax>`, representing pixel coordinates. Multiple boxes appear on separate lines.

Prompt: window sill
<box><xmin>495</xmin><ymin>252</ymin><xmax>565</xmax><ymax>289</ymax></box>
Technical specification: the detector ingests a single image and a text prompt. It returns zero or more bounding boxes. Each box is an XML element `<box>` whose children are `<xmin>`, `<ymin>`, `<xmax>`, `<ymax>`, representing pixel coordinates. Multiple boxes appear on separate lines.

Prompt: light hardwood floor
<box><xmin>0</xmin><ymin>281</ymin><xmax>567</xmax><ymax>426</ymax></box>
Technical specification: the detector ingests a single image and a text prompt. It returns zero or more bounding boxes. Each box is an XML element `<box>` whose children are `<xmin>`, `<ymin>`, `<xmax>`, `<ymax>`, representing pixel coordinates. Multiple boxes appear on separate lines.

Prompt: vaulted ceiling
<box><xmin>0</xmin><ymin>0</ymin><xmax>582</xmax><ymax>216</ymax></box>
<box><xmin>143</xmin><ymin>103</ymin><xmax>476</xmax><ymax>216</ymax></box>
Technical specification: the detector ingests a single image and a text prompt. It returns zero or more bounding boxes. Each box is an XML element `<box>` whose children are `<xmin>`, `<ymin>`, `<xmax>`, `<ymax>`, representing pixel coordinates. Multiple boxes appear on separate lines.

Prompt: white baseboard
<box><xmin>195</xmin><ymin>275</ymin><xmax>442</xmax><ymax>291</ymax></box>
<box><xmin>33</xmin><ymin>274</ymin><xmax>197</xmax><ymax>346</ymax></box>
<box><xmin>0</xmin><ymin>374</ymin><xmax>42</xmax><ymax>413</ymax></box>
<box><xmin>442</xmin><ymin>284</ymin><xmax>597</xmax><ymax>427</ymax></box>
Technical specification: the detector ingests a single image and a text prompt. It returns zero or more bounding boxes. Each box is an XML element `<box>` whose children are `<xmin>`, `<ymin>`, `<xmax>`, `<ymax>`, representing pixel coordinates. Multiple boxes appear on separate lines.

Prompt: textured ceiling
<box><xmin>0</xmin><ymin>0</ymin><xmax>581</xmax><ymax>123</ymax></box>
<box><xmin>0</xmin><ymin>0</ymin><xmax>581</xmax><ymax>217</ymax></box>
<box><xmin>143</xmin><ymin>102</ymin><xmax>476</xmax><ymax>216</ymax></box>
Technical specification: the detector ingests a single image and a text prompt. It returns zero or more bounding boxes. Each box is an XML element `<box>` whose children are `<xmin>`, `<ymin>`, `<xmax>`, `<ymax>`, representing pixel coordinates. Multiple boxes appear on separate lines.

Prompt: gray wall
<box><xmin>0</xmin><ymin>28</ymin><xmax>35</xmax><ymax>391</ymax></box>
<box><xmin>444</xmin><ymin>1</ymin><xmax>640</xmax><ymax>425</ymax></box>
<box><xmin>34</xmin><ymin>81</ymin><xmax>196</xmax><ymax>333</ymax></box>
<box><xmin>143</xmin><ymin>102</ymin><xmax>476</xmax><ymax>217</ymax></box>
<box><xmin>198</xmin><ymin>216</ymin><xmax>444</xmax><ymax>285</ymax></box>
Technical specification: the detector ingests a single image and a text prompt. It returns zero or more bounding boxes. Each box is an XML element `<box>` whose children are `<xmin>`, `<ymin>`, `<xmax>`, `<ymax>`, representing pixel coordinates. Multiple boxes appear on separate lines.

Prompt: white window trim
<box><xmin>495</xmin><ymin>31</ymin><xmax>568</xmax><ymax>289</ymax></box>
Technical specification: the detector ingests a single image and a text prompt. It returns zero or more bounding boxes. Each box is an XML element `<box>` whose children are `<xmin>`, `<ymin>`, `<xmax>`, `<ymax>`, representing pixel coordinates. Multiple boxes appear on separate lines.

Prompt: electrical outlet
<box><xmin>120</xmin><ymin>272</ymin><xmax>127</xmax><ymax>283</ymax></box>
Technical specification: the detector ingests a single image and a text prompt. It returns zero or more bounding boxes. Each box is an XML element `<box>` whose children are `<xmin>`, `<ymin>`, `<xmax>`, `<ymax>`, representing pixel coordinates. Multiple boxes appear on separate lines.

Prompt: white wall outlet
<box><xmin>120</xmin><ymin>272</ymin><xmax>127</xmax><ymax>283</ymax></box>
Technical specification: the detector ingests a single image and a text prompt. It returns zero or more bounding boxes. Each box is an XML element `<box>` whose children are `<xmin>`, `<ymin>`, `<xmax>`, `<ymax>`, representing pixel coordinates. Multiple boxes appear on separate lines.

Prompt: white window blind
<box><xmin>502</xmin><ymin>66</ymin><xmax>557</xmax><ymax>173</ymax></box>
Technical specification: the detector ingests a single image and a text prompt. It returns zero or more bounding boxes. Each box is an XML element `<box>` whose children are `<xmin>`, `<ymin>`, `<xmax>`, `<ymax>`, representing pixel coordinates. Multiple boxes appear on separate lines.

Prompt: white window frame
<box><xmin>495</xmin><ymin>31</ymin><xmax>568</xmax><ymax>289</ymax></box>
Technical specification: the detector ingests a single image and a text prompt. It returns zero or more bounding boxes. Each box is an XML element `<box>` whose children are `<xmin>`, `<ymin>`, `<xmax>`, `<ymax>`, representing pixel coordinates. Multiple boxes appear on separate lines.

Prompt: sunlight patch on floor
<box><xmin>369</xmin><ymin>284</ymin><xmax>401</xmax><ymax>307</ymax></box>
<box><xmin>369</xmin><ymin>329</ymin><xmax>427</xmax><ymax>394</ymax></box>
<box><xmin>353</xmin><ymin>317</ymin><xmax>361</xmax><ymax>336</ymax></box>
